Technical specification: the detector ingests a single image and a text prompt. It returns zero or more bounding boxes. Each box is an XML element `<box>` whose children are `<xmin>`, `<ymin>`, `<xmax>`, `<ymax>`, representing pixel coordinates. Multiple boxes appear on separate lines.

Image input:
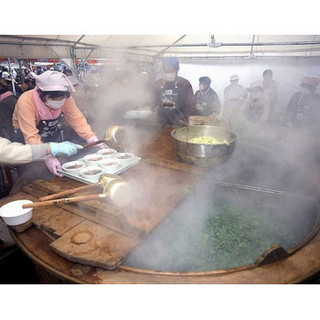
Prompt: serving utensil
<box><xmin>39</xmin><ymin>173</ymin><xmax>118</xmax><ymax>201</ymax></box>
<box><xmin>82</xmin><ymin>125</ymin><xmax>127</xmax><ymax>151</ymax></box>
<box><xmin>23</xmin><ymin>173</ymin><xmax>132</xmax><ymax>208</ymax></box>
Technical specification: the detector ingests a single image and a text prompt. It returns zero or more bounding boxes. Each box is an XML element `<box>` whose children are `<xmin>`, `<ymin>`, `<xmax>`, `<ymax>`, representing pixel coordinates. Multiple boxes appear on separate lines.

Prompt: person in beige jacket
<box><xmin>0</xmin><ymin>137</ymin><xmax>82</xmax><ymax>165</ymax></box>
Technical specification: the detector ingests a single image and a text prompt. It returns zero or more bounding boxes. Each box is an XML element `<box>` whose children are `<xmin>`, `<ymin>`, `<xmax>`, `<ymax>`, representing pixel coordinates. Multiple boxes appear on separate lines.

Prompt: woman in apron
<box><xmin>11</xmin><ymin>71</ymin><xmax>100</xmax><ymax>191</ymax></box>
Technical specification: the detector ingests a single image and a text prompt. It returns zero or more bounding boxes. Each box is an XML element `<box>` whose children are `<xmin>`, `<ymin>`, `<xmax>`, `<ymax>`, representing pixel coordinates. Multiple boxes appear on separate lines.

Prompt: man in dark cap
<box><xmin>285</xmin><ymin>76</ymin><xmax>320</xmax><ymax>134</ymax></box>
<box><xmin>193</xmin><ymin>76</ymin><xmax>221</xmax><ymax>118</ymax></box>
<box><xmin>153</xmin><ymin>57</ymin><xmax>195</xmax><ymax>126</ymax></box>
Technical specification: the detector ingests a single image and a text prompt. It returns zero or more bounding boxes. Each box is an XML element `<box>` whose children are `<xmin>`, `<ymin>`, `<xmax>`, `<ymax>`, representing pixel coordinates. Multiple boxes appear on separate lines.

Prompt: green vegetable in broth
<box><xmin>125</xmin><ymin>202</ymin><xmax>312</xmax><ymax>272</ymax></box>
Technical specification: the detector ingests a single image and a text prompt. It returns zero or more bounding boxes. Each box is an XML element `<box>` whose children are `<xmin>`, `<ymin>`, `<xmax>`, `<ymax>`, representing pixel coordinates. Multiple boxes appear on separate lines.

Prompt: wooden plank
<box><xmin>119</xmin><ymin>161</ymin><xmax>200</xmax><ymax>234</ymax></box>
<box><xmin>50</xmin><ymin>220</ymin><xmax>140</xmax><ymax>270</ymax></box>
<box><xmin>32</xmin><ymin>206</ymin><xmax>84</xmax><ymax>238</ymax></box>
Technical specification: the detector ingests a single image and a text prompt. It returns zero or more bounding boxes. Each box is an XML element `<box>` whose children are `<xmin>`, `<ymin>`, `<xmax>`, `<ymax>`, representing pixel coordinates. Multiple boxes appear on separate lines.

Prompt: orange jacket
<box><xmin>12</xmin><ymin>89</ymin><xmax>95</xmax><ymax>144</ymax></box>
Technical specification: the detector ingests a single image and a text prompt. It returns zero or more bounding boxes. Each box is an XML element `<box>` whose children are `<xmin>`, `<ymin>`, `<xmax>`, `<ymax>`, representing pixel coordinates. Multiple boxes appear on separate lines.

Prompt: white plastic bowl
<box><xmin>115</xmin><ymin>153</ymin><xmax>135</xmax><ymax>166</ymax></box>
<box><xmin>0</xmin><ymin>199</ymin><xmax>33</xmax><ymax>226</ymax></box>
<box><xmin>83</xmin><ymin>154</ymin><xmax>104</xmax><ymax>166</ymax></box>
<box><xmin>79</xmin><ymin>166</ymin><xmax>103</xmax><ymax>182</ymax></box>
<box><xmin>62</xmin><ymin>160</ymin><xmax>85</xmax><ymax>175</ymax></box>
<box><xmin>97</xmin><ymin>148</ymin><xmax>117</xmax><ymax>158</ymax></box>
<box><xmin>98</xmin><ymin>158</ymin><xmax>120</xmax><ymax>173</ymax></box>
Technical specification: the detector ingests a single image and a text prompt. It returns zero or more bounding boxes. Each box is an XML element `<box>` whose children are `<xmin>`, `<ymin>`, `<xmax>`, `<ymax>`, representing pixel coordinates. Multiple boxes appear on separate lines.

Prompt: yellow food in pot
<box><xmin>189</xmin><ymin>136</ymin><xmax>227</xmax><ymax>145</ymax></box>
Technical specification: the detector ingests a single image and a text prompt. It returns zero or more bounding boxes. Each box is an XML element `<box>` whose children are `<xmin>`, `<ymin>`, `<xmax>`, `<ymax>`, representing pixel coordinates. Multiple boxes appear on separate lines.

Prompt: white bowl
<box><xmin>97</xmin><ymin>148</ymin><xmax>117</xmax><ymax>158</ymax></box>
<box><xmin>79</xmin><ymin>166</ymin><xmax>103</xmax><ymax>182</ymax></box>
<box><xmin>98</xmin><ymin>158</ymin><xmax>120</xmax><ymax>173</ymax></box>
<box><xmin>83</xmin><ymin>154</ymin><xmax>104</xmax><ymax>166</ymax></box>
<box><xmin>0</xmin><ymin>199</ymin><xmax>33</xmax><ymax>226</ymax></box>
<box><xmin>115</xmin><ymin>153</ymin><xmax>135</xmax><ymax>166</ymax></box>
<box><xmin>62</xmin><ymin>160</ymin><xmax>85</xmax><ymax>175</ymax></box>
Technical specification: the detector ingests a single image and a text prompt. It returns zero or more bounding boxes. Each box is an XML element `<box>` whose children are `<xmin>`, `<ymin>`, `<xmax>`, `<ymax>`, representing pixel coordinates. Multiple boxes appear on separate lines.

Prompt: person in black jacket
<box><xmin>194</xmin><ymin>76</ymin><xmax>221</xmax><ymax>117</ymax></box>
<box><xmin>285</xmin><ymin>76</ymin><xmax>320</xmax><ymax>135</ymax></box>
<box><xmin>153</xmin><ymin>57</ymin><xmax>195</xmax><ymax>126</ymax></box>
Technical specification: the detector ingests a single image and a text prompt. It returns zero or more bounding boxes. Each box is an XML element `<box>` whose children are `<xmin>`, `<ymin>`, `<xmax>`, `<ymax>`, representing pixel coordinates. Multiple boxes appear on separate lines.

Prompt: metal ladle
<box><xmin>23</xmin><ymin>174</ymin><xmax>132</xmax><ymax>209</ymax></box>
<box><xmin>82</xmin><ymin>125</ymin><xmax>127</xmax><ymax>151</ymax></box>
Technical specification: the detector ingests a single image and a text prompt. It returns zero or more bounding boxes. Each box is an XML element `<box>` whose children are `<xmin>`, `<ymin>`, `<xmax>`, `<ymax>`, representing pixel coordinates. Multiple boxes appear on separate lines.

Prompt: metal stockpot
<box><xmin>171</xmin><ymin>125</ymin><xmax>237</xmax><ymax>166</ymax></box>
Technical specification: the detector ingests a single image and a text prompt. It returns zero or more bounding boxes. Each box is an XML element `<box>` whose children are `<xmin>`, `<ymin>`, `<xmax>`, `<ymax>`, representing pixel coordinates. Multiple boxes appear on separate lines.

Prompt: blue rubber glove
<box><xmin>49</xmin><ymin>141</ymin><xmax>83</xmax><ymax>157</ymax></box>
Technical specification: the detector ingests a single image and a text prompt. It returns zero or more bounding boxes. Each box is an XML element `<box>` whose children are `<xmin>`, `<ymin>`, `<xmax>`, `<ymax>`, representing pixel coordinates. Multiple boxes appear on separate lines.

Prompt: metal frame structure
<box><xmin>1</xmin><ymin>35</ymin><xmax>320</xmax><ymax>61</ymax></box>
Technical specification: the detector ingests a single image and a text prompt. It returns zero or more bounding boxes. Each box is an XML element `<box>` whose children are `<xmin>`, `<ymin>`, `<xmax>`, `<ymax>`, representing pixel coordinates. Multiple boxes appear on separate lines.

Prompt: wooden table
<box><xmin>3</xmin><ymin>124</ymin><xmax>320</xmax><ymax>283</ymax></box>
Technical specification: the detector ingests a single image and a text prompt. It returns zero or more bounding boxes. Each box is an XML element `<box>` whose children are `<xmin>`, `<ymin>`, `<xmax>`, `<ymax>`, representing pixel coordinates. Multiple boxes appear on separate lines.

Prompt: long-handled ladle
<box><xmin>38</xmin><ymin>173</ymin><xmax>116</xmax><ymax>201</ymax></box>
<box><xmin>22</xmin><ymin>175</ymin><xmax>132</xmax><ymax>209</ymax></box>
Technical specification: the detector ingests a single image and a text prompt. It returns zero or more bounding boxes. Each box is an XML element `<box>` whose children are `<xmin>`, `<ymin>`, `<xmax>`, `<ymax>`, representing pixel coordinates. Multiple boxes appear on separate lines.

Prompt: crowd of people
<box><xmin>0</xmin><ymin>58</ymin><xmax>320</xmax><ymax>172</ymax></box>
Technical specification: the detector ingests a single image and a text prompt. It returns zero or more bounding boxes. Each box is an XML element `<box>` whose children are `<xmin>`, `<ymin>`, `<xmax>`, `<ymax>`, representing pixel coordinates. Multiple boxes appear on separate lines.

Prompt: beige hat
<box><xmin>230</xmin><ymin>74</ymin><xmax>239</xmax><ymax>81</ymax></box>
<box><xmin>31</xmin><ymin>70</ymin><xmax>75</xmax><ymax>92</ymax></box>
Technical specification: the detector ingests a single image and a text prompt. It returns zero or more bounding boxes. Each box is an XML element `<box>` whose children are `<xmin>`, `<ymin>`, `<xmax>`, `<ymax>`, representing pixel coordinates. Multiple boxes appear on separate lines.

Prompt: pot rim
<box><xmin>171</xmin><ymin>125</ymin><xmax>238</xmax><ymax>145</ymax></box>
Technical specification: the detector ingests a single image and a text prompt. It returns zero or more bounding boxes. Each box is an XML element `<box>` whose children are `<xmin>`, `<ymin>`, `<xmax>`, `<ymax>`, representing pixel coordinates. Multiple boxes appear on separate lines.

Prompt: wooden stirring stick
<box><xmin>22</xmin><ymin>193</ymin><xmax>107</xmax><ymax>209</ymax></box>
<box><xmin>39</xmin><ymin>182</ymin><xmax>102</xmax><ymax>201</ymax></box>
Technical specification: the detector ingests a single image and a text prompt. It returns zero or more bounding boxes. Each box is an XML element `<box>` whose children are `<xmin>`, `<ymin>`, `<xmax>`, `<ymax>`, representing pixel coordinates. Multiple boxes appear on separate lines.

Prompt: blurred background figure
<box><xmin>0</xmin><ymin>78</ymin><xmax>17</xmax><ymax>141</ymax></box>
<box><xmin>223</xmin><ymin>74</ymin><xmax>247</xmax><ymax>121</ymax></box>
<box><xmin>189</xmin><ymin>76</ymin><xmax>221</xmax><ymax>125</ymax></box>
<box><xmin>20</xmin><ymin>78</ymin><xmax>35</xmax><ymax>93</ymax></box>
<box><xmin>35</xmin><ymin>65</ymin><xmax>43</xmax><ymax>75</ymax></box>
<box><xmin>262</xmin><ymin>69</ymin><xmax>278</xmax><ymax>121</ymax></box>
<box><xmin>153</xmin><ymin>57</ymin><xmax>195</xmax><ymax>126</ymax></box>
<box><xmin>63</xmin><ymin>68</ymin><xmax>73</xmax><ymax>77</ymax></box>
<box><xmin>238</xmin><ymin>81</ymin><xmax>270</xmax><ymax>124</ymax></box>
<box><xmin>285</xmin><ymin>76</ymin><xmax>320</xmax><ymax>135</ymax></box>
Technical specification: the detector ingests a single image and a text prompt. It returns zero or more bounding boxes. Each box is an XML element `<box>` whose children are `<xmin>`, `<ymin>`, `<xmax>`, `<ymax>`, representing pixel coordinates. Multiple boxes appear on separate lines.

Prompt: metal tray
<box><xmin>58</xmin><ymin>155</ymin><xmax>141</xmax><ymax>185</ymax></box>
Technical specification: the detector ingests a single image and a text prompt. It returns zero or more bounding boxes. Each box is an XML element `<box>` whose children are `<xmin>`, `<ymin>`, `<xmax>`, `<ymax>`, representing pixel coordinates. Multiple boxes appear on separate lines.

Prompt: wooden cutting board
<box><xmin>50</xmin><ymin>220</ymin><xmax>140</xmax><ymax>270</ymax></box>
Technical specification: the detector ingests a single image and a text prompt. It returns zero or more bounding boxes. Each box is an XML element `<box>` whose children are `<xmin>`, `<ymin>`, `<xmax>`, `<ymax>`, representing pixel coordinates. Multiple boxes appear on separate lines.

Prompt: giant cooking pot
<box><xmin>171</xmin><ymin>125</ymin><xmax>237</xmax><ymax>166</ymax></box>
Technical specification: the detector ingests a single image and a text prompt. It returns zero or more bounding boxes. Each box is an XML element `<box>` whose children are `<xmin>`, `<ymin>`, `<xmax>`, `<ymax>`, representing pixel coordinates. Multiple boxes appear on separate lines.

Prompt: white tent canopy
<box><xmin>1</xmin><ymin>35</ymin><xmax>320</xmax><ymax>61</ymax></box>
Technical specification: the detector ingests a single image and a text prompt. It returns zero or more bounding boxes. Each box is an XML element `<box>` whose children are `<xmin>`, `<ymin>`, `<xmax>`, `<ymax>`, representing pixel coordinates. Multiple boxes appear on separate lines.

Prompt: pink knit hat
<box><xmin>31</xmin><ymin>71</ymin><xmax>75</xmax><ymax>92</ymax></box>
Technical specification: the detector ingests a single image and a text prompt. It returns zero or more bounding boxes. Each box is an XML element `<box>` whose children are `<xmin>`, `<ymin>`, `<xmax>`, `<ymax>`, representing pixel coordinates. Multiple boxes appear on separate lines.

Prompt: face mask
<box><xmin>163</xmin><ymin>72</ymin><xmax>176</xmax><ymax>82</ymax></box>
<box><xmin>45</xmin><ymin>98</ymin><xmax>66</xmax><ymax>109</ymax></box>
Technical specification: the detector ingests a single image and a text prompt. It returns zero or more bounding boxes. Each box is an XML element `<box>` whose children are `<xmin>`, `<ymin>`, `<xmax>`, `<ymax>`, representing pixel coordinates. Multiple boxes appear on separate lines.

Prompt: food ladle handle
<box><xmin>39</xmin><ymin>182</ymin><xmax>102</xmax><ymax>201</ymax></box>
<box><xmin>22</xmin><ymin>193</ymin><xmax>107</xmax><ymax>208</ymax></box>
